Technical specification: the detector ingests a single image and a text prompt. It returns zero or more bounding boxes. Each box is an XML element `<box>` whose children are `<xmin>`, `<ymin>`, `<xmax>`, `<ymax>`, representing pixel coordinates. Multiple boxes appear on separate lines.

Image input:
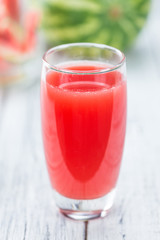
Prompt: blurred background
<box><xmin>0</xmin><ymin>0</ymin><xmax>158</xmax><ymax>87</ymax></box>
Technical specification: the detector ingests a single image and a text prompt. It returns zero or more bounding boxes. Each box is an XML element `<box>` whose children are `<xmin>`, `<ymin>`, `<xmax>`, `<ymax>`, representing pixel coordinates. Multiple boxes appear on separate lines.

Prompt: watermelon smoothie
<box><xmin>41</xmin><ymin>61</ymin><xmax>127</xmax><ymax>200</ymax></box>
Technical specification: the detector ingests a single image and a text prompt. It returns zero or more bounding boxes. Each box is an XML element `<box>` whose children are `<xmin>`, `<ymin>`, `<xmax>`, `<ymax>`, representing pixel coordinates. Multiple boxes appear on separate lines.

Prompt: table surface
<box><xmin>0</xmin><ymin>1</ymin><xmax>160</xmax><ymax>239</ymax></box>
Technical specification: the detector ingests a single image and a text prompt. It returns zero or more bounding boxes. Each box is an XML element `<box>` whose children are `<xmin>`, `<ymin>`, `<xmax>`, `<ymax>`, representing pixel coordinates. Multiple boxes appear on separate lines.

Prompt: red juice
<box><xmin>41</xmin><ymin>62</ymin><xmax>127</xmax><ymax>199</ymax></box>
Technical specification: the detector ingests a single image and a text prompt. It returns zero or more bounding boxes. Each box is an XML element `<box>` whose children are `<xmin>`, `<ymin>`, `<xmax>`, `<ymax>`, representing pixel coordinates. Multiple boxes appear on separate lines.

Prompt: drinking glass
<box><xmin>41</xmin><ymin>43</ymin><xmax>127</xmax><ymax>220</ymax></box>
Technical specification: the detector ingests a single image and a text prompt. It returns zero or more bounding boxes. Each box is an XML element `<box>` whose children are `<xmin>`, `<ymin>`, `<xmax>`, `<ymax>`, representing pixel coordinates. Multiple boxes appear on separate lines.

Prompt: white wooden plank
<box><xmin>0</xmin><ymin>85</ymin><xmax>85</xmax><ymax>240</ymax></box>
<box><xmin>87</xmin><ymin>5</ymin><xmax>160</xmax><ymax>239</ymax></box>
<box><xmin>87</xmin><ymin>78</ymin><xmax>160</xmax><ymax>239</ymax></box>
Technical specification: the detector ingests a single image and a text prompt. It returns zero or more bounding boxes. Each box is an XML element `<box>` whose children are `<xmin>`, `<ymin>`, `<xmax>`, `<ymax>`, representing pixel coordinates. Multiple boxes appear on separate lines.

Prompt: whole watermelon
<box><xmin>41</xmin><ymin>0</ymin><xmax>150</xmax><ymax>51</ymax></box>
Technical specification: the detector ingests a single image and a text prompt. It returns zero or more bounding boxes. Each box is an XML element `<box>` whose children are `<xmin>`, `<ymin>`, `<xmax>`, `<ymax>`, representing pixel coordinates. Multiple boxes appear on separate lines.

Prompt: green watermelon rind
<box><xmin>40</xmin><ymin>0</ymin><xmax>150</xmax><ymax>51</ymax></box>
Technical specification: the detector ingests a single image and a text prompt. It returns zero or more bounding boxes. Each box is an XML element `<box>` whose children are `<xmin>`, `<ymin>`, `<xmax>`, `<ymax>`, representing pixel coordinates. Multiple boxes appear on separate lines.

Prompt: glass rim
<box><xmin>42</xmin><ymin>43</ymin><xmax>126</xmax><ymax>75</ymax></box>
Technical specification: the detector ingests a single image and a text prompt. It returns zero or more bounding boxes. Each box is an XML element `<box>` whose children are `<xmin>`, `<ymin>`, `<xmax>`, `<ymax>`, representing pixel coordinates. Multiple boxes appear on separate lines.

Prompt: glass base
<box><xmin>53</xmin><ymin>188</ymin><xmax>116</xmax><ymax>221</ymax></box>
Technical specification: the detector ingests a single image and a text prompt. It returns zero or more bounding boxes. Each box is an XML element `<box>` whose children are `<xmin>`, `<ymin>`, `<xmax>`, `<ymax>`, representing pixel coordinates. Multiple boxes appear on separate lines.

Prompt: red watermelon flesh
<box><xmin>4</xmin><ymin>0</ymin><xmax>20</xmax><ymax>21</ymax></box>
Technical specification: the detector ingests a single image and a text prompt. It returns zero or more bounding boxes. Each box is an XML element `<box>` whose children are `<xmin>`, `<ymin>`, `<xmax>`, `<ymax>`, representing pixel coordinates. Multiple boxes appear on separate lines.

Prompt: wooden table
<box><xmin>0</xmin><ymin>2</ymin><xmax>160</xmax><ymax>239</ymax></box>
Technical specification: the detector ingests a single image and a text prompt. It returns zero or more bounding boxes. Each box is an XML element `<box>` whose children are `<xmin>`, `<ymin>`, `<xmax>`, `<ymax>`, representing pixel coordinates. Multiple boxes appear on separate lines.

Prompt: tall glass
<box><xmin>41</xmin><ymin>43</ymin><xmax>127</xmax><ymax>220</ymax></box>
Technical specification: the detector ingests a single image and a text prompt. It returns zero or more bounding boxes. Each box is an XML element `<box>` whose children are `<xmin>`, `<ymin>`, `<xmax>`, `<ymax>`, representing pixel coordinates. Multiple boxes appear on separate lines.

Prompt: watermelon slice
<box><xmin>0</xmin><ymin>0</ymin><xmax>40</xmax><ymax>84</ymax></box>
<box><xmin>0</xmin><ymin>0</ymin><xmax>39</xmax><ymax>62</ymax></box>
